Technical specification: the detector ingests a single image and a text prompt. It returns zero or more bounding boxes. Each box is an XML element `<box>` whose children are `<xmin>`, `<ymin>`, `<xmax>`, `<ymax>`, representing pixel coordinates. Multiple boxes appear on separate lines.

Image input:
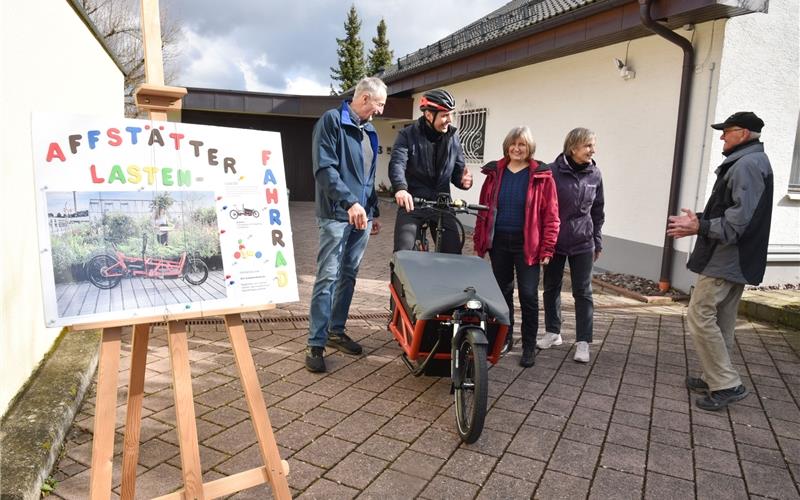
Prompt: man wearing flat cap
<box><xmin>667</xmin><ymin>111</ymin><xmax>773</xmax><ymax>411</ymax></box>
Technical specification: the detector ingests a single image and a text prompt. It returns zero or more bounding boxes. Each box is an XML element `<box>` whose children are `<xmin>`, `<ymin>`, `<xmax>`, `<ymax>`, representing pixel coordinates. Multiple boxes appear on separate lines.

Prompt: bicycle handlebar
<box><xmin>412</xmin><ymin>197</ymin><xmax>488</xmax><ymax>212</ymax></box>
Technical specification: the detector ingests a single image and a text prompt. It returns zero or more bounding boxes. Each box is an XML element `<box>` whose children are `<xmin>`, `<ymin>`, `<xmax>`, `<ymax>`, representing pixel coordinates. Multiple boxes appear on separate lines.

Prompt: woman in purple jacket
<box><xmin>539</xmin><ymin>128</ymin><xmax>605</xmax><ymax>363</ymax></box>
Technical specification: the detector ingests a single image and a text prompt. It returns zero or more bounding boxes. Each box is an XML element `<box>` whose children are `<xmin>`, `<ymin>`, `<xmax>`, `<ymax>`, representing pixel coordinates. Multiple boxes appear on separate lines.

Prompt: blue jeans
<box><xmin>308</xmin><ymin>217</ymin><xmax>372</xmax><ymax>347</ymax></box>
<box><xmin>543</xmin><ymin>252</ymin><xmax>594</xmax><ymax>343</ymax></box>
<box><xmin>489</xmin><ymin>232</ymin><xmax>541</xmax><ymax>350</ymax></box>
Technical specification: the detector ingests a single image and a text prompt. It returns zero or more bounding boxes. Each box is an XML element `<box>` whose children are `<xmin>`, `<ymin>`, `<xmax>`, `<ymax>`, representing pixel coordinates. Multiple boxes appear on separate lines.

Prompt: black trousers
<box><xmin>393</xmin><ymin>207</ymin><xmax>462</xmax><ymax>253</ymax></box>
<box><xmin>542</xmin><ymin>252</ymin><xmax>594</xmax><ymax>342</ymax></box>
<box><xmin>489</xmin><ymin>232</ymin><xmax>541</xmax><ymax>350</ymax></box>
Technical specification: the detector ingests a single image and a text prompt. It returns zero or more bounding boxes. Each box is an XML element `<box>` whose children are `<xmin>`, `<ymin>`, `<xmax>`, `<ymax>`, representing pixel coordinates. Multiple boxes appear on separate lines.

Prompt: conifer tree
<box><xmin>330</xmin><ymin>5</ymin><xmax>366</xmax><ymax>94</ymax></box>
<box><xmin>368</xmin><ymin>18</ymin><xmax>393</xmax><ymax>76</ymax></box>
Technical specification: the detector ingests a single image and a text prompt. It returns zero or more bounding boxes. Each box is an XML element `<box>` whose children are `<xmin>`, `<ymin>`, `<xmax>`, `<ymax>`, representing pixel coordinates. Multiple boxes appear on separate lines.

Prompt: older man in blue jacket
<box><xmin>306</xmin><ymin>77</ymin><xmax>387</xmax><ymax>373</ymax></box>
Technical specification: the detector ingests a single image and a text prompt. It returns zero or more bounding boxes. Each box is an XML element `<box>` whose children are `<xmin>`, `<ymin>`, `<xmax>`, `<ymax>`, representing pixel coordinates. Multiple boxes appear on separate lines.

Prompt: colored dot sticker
<box><xmin>255</xmin><ymin>251</ymin><xmax>262</xmax><ymax>258</ymax></box>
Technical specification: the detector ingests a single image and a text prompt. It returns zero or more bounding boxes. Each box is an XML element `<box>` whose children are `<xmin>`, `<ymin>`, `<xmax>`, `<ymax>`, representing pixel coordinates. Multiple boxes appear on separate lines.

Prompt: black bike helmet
<box><xmin>419</xmin><ymin>89</ymin><xmax>456</xmax><ymax>112</ymax></box>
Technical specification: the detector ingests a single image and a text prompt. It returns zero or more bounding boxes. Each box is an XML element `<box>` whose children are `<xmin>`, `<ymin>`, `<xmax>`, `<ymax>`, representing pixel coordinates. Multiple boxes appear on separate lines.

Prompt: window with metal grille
<box><xmin>457</xmin><ymin>108</ymin><xmax>487</xmax><ymax>163</ymax></box>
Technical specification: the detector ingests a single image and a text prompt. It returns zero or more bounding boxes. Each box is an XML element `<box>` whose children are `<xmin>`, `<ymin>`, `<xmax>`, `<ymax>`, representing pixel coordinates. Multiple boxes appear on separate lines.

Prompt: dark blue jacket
<box><xmin>388</xmin><ymin>116</ymin><xmax>468</xmax><ymax>200</ymax></box>
<box><xmin>550</xmin><ymin>153</ymin><xmax>605</xmax><ymax>256</ymax></box>
<box><xmin>313</xmin><ymin>101</ymin><xmax>380</xmax><ymax>221</ymax></box>
<box><xmin>687</xmin><ymin>141</ymin><xmax>773</xmax><ymax>284</ymax></box>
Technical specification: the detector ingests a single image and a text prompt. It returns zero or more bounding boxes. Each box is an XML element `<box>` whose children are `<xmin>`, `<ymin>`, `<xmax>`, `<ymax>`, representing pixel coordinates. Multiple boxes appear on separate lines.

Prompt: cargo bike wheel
<box><xmin>453</xmin><ymin>331</ymin><xmax>488</xmax><ymax>443</ymax></box>
<box><xmin>86</xmin><ymin>254</ymin><xmax>123</xmax><ymax>289</ymax></box>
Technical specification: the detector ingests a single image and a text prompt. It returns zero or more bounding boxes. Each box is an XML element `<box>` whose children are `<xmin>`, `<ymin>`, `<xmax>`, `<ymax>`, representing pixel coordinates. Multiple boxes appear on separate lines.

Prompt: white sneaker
<box><xmin>537</xmin><ymin>332</ymin><xmax>563</xmax><ymax>350</ymax></box>
<box><xmin>574</xmin><ymin>341</ymin><xmax>590</xmax><ymax>363</ymax></box>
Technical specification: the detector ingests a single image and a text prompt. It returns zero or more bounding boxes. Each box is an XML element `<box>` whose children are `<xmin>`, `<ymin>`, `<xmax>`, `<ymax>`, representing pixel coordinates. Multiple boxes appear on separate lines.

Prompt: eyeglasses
<box><xmin>722</xmin><ymin>127</ymin><xmax>746</xmax><ymax>135</ymax></box>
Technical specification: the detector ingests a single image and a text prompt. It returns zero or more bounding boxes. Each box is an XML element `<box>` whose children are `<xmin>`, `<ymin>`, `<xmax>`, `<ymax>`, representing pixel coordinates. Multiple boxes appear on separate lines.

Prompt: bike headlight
<box><xmin>465</xmin><ymin>299</ymin><xmax>482</xmax><ymax>310</ymax></box>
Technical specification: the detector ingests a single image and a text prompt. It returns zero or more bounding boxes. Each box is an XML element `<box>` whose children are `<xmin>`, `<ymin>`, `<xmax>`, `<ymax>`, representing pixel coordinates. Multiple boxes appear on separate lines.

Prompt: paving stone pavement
<box><xmin>50</xmin><ymin>201</ymin><xmax>800</xmax><ymax>499</ymax></box>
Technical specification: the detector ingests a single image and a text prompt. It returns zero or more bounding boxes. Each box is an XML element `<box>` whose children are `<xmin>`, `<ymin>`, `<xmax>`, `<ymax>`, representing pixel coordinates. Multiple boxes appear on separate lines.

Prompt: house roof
<box><xmin>380</xmin><ymin>0</ymin><xmax>767</xmax><ymax>94</ymax></box>
<box><xmin>387</xmin><ymin>0</ymin><xmax>596</xmax><ymax>76</ymax></box>
<box><xmin>182</xmin><ymin>87</ymin><xmax>414</xmax><ymax>121</ymax></box>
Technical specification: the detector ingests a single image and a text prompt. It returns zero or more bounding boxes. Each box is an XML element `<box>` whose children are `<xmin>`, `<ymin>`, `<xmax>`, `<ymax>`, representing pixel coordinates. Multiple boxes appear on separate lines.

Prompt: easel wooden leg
<box><xmin>167</xmin><ymin>320</ymin><xmax>205</xmax><ymax>500</ymax></box>
<box><xmin>120</xmin><ymin>323</ymin><xmax>150</xmax><ymax>500</ymax></box>
<box><xmin>89</xmin><ymin>327</ymin><xmax>123</xmax><ymax>500</ymax></box>
<box><xmin>225</xmin><ymin>314</ymin><xmax>291</xmax><ymax>499</ymax></box>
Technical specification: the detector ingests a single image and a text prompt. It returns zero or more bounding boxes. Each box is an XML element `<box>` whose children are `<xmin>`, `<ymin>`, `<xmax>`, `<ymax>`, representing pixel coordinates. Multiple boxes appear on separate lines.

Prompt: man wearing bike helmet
<box><xmin>389</xmin><ymin>88</ymin><xmax>473</xmax><ymax>253</ymax></box>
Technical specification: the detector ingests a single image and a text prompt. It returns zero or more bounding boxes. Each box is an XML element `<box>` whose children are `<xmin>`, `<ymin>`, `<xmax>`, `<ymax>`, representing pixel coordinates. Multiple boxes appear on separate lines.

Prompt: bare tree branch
<box><xmin>81</xmin><ymin>0</ymin><xmax>183</xmax><ymax>117</ymax></box>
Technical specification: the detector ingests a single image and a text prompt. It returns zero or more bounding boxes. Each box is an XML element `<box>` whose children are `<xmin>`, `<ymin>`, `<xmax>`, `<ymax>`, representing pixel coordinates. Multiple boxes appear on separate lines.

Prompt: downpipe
<box><xmin>639</xmin><ymin>0</ymin><xmax>695</xmax><ymax>292</ymax></box>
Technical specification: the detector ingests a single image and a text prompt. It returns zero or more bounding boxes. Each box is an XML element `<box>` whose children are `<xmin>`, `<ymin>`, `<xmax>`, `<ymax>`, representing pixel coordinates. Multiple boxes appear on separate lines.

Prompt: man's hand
<box><xmin>462</xmin><ymin>168</ymin><xmax>473</xmax><ymax>189</ymax></box>
<box><xmin>667</xmin><ymin>208</ymin><xmax>700</xmax><ymax>239</ymax></box>
<box><xmin>395</xmin><ymin>189</ymin><xmax>414</xmax><ymax>212</ymax></box>
<box><xmin>370</xmin><ymin>218</ymin><xmax>381</xmax><ymax>235</ymax></box>
<box><xmin>541</xmin><ymin>257</ymin><xmax>551</xmax><ymax>265</ymax></box>
<box><xmin>348</xmin><ymin>202</ymin><xmax>368</xmax><ymax>230</ymax></box>
<box><xmin>594</xmin><ymin>250</ymin><xmax>602</xmax><ymax>262</ymax></box>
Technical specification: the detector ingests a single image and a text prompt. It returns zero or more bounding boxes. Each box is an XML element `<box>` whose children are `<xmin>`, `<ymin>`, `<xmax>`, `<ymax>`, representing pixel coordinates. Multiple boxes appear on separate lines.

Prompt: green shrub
<box><xmin>192</xmin><ymin>207</ymin><xmax>218</xmax><ymax>226</ymax></box>
<box><xmin>101</xmin><ymin>213</ymin><xmax>136</xmax><ymax>244</ymax></box>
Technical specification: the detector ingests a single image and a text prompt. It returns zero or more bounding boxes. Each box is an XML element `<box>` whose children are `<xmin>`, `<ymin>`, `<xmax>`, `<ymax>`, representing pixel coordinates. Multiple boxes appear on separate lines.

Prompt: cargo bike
<box><xmin>388</xmin><ymin>195</ymin><xmax>510</xmax><ymax>443</ymax></box>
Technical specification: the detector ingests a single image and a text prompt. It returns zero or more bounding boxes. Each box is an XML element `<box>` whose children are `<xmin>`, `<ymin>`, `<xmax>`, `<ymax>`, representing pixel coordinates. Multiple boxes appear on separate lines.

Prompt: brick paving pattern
<box><xmin>50</xmin><ymin>202</ymin><xmax>800</xmax><ymax>499</ymax></box>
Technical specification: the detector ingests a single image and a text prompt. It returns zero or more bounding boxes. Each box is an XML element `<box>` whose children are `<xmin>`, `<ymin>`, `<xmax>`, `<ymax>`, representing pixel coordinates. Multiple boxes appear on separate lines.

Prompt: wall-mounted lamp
<box><xmin>614</xmin><ymin>58</ymin><xmax>636</xmax><ymax>80</ymax></box>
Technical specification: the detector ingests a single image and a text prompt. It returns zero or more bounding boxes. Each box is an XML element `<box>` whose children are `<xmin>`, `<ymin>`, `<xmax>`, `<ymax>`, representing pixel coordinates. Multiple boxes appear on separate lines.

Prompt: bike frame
<box><xmin>388</xmin><ymin>194</ymin><xmax>507</xmax><ymax>367</ymax></box>
<box><xmin>387</xmin><ymin>283</ymin><xmax>506</xmax><ymax>366</ymax></box>
<box><xmin>413</xmin><ymin>194</ymin><xmax>466</xmax><ymax>253</ymax></box>
<box><xmin>100</xmin><ymin>236</ymin><xmax>189</xmax><ymax>280</ymax></box>
<box><xmin>111</xmin><ymin>250</ymin><xmax>188</xmax><ymax>278</ymax></box>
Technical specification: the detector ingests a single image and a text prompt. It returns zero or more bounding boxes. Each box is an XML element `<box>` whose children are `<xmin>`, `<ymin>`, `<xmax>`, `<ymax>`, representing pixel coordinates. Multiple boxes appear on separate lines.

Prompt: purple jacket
<box><xmin>550</xmin><ymin>153</ymin><xmax>604</xmax><ymax>256</ymax></box>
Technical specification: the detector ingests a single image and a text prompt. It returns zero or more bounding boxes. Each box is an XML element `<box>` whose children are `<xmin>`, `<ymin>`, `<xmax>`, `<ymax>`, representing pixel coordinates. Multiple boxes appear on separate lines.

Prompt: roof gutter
<box><xmin>639</xmin><ymin>0</ymin><xmax>695</xmax><ymax>292</ymax></box>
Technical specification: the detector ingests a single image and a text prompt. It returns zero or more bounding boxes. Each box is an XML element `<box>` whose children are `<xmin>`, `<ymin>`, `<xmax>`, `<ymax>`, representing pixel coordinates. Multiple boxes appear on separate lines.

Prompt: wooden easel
<box><xmin>87</xmin><ymin>1</ymin><xmax>291</xmax><ymax>498</ymax></box>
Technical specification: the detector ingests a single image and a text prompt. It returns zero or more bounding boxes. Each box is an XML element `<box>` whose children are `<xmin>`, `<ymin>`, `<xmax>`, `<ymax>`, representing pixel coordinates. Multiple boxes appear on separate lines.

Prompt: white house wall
<box><xmin>375</xmin><ymin>5</ymin><xmax>798</xmax><ymax>291</ymax></box>
<box><xmin>702</xmin><ymin>0</ymin><xmax>800</xmax><ymax>285</ymax></box>
<box><xmin>376</xmin><ymin>21</ymin><xmax>727</xmax><ymax>291</ymax></box>
<box><xmin>1</xmin><ymin>1</ymin><xmax>123</xmax><ymax>416</ymax></box>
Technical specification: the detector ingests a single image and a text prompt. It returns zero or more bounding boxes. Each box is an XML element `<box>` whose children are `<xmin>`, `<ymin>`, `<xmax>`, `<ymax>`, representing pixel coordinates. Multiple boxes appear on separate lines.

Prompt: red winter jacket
<box><xmin>473</xmin><ymin>158</ymin><xmax>560</xmax><ymax>265</ymax></box>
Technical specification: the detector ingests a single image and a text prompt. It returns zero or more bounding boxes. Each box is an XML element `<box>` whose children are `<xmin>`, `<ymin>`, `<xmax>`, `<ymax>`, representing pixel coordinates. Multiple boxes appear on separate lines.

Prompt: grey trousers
<box><xmin>687</xmin><ymin>274</ymin><xmax>745</xmax><ymax>391</ymax></box>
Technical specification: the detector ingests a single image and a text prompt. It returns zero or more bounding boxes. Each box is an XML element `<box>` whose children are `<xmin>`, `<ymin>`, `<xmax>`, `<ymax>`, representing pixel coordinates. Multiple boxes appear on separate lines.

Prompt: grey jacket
<box><xmin>687</xmin><ymin>141</ymin><xmax>773</xmax><ymax>285</ymax></box>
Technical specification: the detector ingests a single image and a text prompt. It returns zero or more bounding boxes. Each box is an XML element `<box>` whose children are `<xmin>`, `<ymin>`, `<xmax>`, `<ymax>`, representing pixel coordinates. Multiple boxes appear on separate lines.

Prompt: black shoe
<box><xmin>305</xmin><ymin>346</ymin><xmax>326</xmax><ymax>373</ymax></box>
<box><xmin>686</xmin><ymin>376</ymin><xmax>709</xmax><ymax>394</ymax></box>
<box><xmin>326</xmin><ymin>332</ymin><xmax>363</xmax><ymax>355</ymax></box>
<box><xmin>520</xmin><ymin>348</ymin><xmax>535</xmax><ymax>368</ymax></box>
<box><xmin>695</xmin><ymin>384</ymin><xmax>749</xmax><ymax>411</ymax></box>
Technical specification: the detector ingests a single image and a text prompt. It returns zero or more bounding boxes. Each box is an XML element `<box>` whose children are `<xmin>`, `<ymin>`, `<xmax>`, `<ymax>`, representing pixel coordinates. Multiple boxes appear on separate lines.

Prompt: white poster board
<box><xmin>32</xmin><ymin>113</ymin><xmax>298</xmax><ymax>329</ymax></box>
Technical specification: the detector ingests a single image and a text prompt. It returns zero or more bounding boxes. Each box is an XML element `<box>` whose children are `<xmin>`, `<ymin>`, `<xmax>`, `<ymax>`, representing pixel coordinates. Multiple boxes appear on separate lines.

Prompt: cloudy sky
<box><xmin>161</xmin><ymin>0</ymin><xmax>505</xmax><ymax>94</ymax></box>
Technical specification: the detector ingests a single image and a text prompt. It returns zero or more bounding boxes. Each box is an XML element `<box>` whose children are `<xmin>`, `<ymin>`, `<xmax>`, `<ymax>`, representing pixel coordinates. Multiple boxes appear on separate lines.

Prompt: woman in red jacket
<box><xmin>474</xmin><ymin>126</ymin><xmax>560</xmax><ymax>367</ymax></box>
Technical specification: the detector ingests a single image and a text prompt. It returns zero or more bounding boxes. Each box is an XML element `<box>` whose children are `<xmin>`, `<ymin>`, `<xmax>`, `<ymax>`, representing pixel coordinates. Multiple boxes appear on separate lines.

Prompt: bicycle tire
<box><xmin>452</xmin><ymin>215</ymin><xmax>465</xmax><ymax>251</ymax></box>
<box><xmin>86</xmin><ymin>254</ymin><xmax>123</xmax><ymax>289</ymax></box>
<box><xmin>230</xmin><ymin>210</ymin><xmax>239</xmax><ymax>219</ymax></box>
<box><xmin>252</xmin><ymin>210</ymin><xmax>260</xmax><ymax>218</ymax></box>
<box><xmin>418</xmin><ymin>213</ymin><xmax>465</xmax><ymax>253</ymax></box>
<box><xmin>183</xmin><ymin>258</ymin><xmax>209</xmax><ymax>285</ymax></box>
<box><xmin>454</xmin><ymin>330</ymin><xmax>488</xmax><ymax>443</ymax></box>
